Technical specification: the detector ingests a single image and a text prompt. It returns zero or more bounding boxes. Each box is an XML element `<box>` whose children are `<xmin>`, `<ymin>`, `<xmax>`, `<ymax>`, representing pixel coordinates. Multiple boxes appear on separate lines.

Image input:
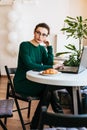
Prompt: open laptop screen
<box><xmin>58</xmin><ymin>46</ymin><xmax>87</xmax><ymax>74</ymax></box>
<box><xmin>78</xmin><ymin>46</ymin><xmax>87</xmax><ymax>73</ymax></box>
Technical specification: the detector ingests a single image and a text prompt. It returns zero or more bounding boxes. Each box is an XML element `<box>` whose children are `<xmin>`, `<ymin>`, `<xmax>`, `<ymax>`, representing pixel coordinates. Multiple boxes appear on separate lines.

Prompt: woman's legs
<box><xmin>30</xmin><ymin>86</ymin><xmax>63</xmax><ymax>129</ymax></box>
<box><xmin>30</xmin><ymin>86</ymin><xmax>51</xmax><ymax>129</ymax></box>
<box><xmin>51</xmin><ymin>90</ymin><xmax>63</xmax><ymax>113</ymax></box>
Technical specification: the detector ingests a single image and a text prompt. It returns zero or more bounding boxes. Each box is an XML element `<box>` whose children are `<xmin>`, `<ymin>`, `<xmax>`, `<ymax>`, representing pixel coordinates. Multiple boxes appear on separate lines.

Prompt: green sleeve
<box><xmin>19</xmin><ymin>42</ymin><xmax>53</xmax><ymax>71</ymax></box>
<box><xmin>42</xmin><ymin>46</ymin><xmax>54</xmax><ymax>65</ymax></box>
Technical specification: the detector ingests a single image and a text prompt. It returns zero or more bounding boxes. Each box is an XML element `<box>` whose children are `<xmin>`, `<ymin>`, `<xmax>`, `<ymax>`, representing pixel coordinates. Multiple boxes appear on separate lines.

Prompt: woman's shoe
<box><xmin>51</xmin><ymin>100</ymin><xmax>63</xmax><ymax>113</ymax></box>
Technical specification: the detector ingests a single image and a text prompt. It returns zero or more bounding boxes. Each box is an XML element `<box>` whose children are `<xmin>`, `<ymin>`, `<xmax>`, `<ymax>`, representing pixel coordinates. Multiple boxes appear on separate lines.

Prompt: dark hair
<box><xmin>34</xmin><ymin>23</ymin><xmax>50</xmax><ymax>35</ymax></box>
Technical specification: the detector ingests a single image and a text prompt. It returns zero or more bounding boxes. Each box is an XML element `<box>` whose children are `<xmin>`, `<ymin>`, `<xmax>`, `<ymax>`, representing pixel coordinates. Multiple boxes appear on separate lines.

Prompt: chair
<box><xmin>0</xmin><ymin>99</ymin><xmax>14</xmax><ymax>130</ymax></box>
<box><xmin>58</xmin><ymin>89</ymin><xmax>71</xmax><ymax>108</ymax></box>
<box><xmin>4</xmin><ymin>65</ymin><xmax>39</xmax><ymax>130</ymax></box>
<box><xmin>38</xmin><ymin>106</ymin><xmax>87</xmax><ymax>130</ymax></box>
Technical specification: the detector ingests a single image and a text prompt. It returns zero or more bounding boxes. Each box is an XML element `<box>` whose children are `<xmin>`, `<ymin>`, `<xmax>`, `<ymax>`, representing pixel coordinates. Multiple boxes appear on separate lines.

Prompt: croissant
<box><xmin>42</xmin><ymin>68</ymin><xmax>58</xmax><ymax>74</ymax></box>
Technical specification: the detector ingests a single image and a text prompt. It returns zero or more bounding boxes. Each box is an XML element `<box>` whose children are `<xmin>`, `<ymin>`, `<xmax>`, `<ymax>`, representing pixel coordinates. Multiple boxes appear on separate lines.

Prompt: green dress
<box><xmin>13</xmin><ymin>41</ymin><xmax>54</xmax><ymax>97</ymax></box>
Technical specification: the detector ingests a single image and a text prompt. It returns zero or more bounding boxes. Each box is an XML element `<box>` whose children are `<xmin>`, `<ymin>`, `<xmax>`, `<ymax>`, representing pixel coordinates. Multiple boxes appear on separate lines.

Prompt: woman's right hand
<box><xmin>53</xmin><ymin>63</ymin><xmax>64</xmax><ymax>69</ymax></box>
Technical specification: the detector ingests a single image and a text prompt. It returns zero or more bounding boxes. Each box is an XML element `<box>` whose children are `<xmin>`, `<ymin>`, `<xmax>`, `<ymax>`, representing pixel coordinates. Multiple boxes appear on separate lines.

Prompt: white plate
<box><xmin>39</xmin><ymin>71</ymin><xmax>61</xmax><ymax>76</ymax></box>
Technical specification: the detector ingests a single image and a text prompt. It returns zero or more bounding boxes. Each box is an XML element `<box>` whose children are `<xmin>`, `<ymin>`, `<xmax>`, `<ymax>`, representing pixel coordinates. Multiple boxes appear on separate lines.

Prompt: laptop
<box><xmin>57</xmin><ymin>46</ymin><xmax>87</xmax><ymax>74</ymax></box>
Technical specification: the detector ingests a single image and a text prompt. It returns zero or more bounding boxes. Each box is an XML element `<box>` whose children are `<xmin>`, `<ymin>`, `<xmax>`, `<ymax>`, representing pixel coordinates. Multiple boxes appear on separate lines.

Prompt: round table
<box><xmin>26</xmin><ymin>69</ymin><xmax>87</xmax><ymax>114</ymax></box>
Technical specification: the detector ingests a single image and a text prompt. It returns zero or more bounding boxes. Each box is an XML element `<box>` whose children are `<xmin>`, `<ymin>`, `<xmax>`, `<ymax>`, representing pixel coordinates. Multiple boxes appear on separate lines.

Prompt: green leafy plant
<box><xmin>56</xmin><ymin>16</ymin><xmax>87</xmax><ymax>66</ymax></box>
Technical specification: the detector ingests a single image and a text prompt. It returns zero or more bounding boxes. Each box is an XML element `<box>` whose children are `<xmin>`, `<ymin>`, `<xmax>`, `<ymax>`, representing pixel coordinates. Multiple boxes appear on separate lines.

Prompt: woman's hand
<box><xmin>44</xmin><ymin>40</ymin><xmax>50</xmax><ymax>46</ymax></box>
<box><xmin>53</xmin><ymin>63</ymin><xmax>64</xmax><ymax>69</ymax></box>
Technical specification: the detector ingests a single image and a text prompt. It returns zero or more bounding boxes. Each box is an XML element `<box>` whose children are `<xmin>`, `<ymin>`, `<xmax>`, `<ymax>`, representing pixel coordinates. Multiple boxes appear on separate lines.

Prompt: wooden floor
<box><xmin>0</xmin><ymin>76</ymin><xmax>71</xmax><ymax>130</ymax></box>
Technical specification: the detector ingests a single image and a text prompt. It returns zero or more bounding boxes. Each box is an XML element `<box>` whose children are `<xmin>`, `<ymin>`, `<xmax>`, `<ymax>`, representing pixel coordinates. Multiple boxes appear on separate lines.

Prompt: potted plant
<box><xmin>56</xmin><ymin>16</ymin><xmax>87</xmax><ymax>66</ymax></box>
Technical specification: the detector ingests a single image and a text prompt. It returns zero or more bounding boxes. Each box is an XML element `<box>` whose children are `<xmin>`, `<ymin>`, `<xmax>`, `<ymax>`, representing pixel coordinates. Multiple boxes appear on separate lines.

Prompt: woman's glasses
<box><xmin>35</xmin><ymin>31</ymin><xmax>48</xmax><ymax>37</ymax></box>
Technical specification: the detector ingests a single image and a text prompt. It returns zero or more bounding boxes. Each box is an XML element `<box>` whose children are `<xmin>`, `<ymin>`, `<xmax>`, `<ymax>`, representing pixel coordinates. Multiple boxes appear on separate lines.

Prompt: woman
<box><xmin>13</xmin><ymin>22</ymin><xmax>63</xmax><ymax>97</ymax></box>
<box><xmin>13</xmin><ymin>23</ymin><xmax>64</xmax><ymax>129</ymax></box>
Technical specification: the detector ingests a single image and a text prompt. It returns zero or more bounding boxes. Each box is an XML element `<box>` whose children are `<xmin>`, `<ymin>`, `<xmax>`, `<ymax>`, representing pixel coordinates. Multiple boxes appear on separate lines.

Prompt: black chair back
<box><xmin>5</xmin><ymin>66</ymin><xmax>16</xmax><ymax>97</ymax></box>
<box><xmin>5</xmin><ymin>65</ymin><xmax>39</xmax><ymax>130</ymax></box>
<box><xmin>38</xmin><ymin>106</ymin><xmax>87</xmax><ymax>130</ymax></box>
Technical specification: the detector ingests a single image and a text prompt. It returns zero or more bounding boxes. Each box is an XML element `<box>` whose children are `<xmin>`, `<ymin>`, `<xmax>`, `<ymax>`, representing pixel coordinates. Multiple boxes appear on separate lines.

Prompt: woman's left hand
<box><xmin>44</xmin><ymin>41</ymin><xmax>50</xmax><ymax>46</ymax></box>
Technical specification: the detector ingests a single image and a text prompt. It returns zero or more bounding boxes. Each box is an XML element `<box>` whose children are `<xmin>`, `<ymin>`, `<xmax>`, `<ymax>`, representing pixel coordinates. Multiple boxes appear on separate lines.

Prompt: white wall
<box><xmin>0</xmin><ymin>0</ymin><xmax>87</xmax><ymax>75</ymax></box>
<box><xmin>57</xmin><ymin>0</ymin><xmax>87</xmax><ymax>52</ymax></box>
<box><xmin>0</xmin><ymin>6</ymin><xmax>17</xmax><ymax>75</ymax></box>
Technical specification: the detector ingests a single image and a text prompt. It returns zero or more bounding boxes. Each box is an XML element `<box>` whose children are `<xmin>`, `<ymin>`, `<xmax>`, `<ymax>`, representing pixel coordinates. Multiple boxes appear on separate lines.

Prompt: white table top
<box><xmin>26</xmin><ymin>69</ymin><xmax>87</xmax><ymax>87</ymax></box>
